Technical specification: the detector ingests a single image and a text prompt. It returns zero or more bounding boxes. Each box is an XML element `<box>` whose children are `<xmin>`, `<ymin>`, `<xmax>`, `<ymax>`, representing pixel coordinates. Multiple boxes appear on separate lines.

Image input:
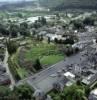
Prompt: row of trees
<box><xmin>0</xmin><ymin>22</ymin><xmax>30</xmax><ymax>37</ymax></box>
<box><xmin>71</xmin><ymin>16</ymin><xmax>95</xmax><ymax>31</ymax></box>
<box><xmin>0</xmin><ymin>16</ymin><xmax>47</xmax><ymax>38</ymax></box>
<box><xmin>72</xmin><ymin>20</ymin><xmax>85</xmax><ymax>30</ymax></box>
<box><xmin>31</xmin><ymin>16</ymin><xmax>47</xmax><ymax>29</ymax></box>
<box><xmin>64</xmin><ymin>46</ymin><xmax>79</xmax><ymax>56</ymax></box>
<box><xmin>50</xmin><ymin>81</ymin><xmax>90</xmax><ymax>100</ymax></box>
<box><xmin>0</xmin><ymin>84</ymin><xmax>34</xmax><ymax>100</ymax></box>
<box><xmin>6</xmin><ymin>39</ymin><xmax>18</xmax><ymax>55</ymax></box>
<box><xmin>54</xmin><ymin>37</ymin><xmax>75</xmax><ymax>45</ymax></box>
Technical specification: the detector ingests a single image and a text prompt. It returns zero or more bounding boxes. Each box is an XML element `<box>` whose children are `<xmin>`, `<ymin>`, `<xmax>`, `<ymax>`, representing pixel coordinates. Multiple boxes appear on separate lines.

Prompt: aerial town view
<box><xmin>0</xmin><ymin>0</ymin><xmax>97</xmax><ymax>100</ymax></box>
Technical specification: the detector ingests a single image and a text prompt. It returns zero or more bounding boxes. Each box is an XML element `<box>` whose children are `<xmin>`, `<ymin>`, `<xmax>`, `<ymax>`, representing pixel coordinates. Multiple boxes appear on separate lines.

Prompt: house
<box><xmin>63</xmin><ymin>72</ymin><xmax>76</xmax><ymax>86</ymax></box>
<box><xmin>89</xmin><ymin>89</ymin><xmax>97</xmax><ymax>100</ymax></box>
<box><xmin>0</xmin><ymin>37</ymin><xmax>5</xmax><ymax>42</ymax></box>
<box><xmin>0</xmin><ymin>54</ymin><xmax>5</xmax><ymax>61</ymax></box>
<box><xmin>33</xmin><ymin>89</ymin><xmax>45</xmax><ymax>100</ymax></box>
<box><xmin>46</xmin><ymin>34</ymin><xmax>62</xmax><ymax>41</ymax></box>
<box><xmin>64</xmin><ymin>72</ymin><xmax>75</xmax><ymax>79</ymax></box>
<box><xmin>33</xmin><ymin>89</ymin><xmax>52</xmax><ymax>100</ymax></box>
<box><xmin>38</xmin><ymin>31</ymin><xmax>47</xmax><ymax>36</ymax></box>
<box><xmin>82</xmin><ymin>72</ymin><xmax>97</xmax><ymax>85</ymax></box>
<box><xmin>0</xmin><ymin>67</ymin><xmax>6</xmax><ymax>75</ymax></box>
<box><xmin>0</xmin><ymin>44</ymin><xmax>5</xmax><ymax>49</ymax></box>
<box><xmin>0</xmin><ymin>74</ymin><xmax>11</xmax><ymax>85</ymax></box>
<box><xmin>52</xmin><ymin>71</ymin><xmax>76</xmax><ymax>92</ymax></box>
<box><xmin>65</xmin><ymin>81</ymin><xmax>74</xmax><ymax>87</ymax></box>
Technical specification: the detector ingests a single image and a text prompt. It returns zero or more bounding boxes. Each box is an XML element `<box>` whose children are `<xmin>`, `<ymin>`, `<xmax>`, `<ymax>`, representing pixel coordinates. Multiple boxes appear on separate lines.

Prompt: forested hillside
<box><xmin>40</xmin><ymin>0</ymin><xmax>97</xmax><ymax>10</ymax></box>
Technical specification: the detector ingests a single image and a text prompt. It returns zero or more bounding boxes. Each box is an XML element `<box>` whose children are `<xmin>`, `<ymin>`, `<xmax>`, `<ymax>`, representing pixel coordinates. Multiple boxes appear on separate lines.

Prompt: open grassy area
<box><xmin>40</xmin><ymin>55</ymin><xmax>64</xmax><ymax>65</ymax></box>
<box><xmin>26</xmin><ymin>43</ymin><xmax>59</xmax><ymax>60</ymax></box>
<box><xmin>25</xmin><ymin>43</ymin><xmax>64</xmax><ymax>65</ymax></box>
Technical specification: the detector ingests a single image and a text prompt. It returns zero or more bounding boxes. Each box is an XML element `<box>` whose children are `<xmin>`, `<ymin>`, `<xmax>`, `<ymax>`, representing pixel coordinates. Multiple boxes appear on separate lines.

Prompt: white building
<box><xmin>63</xmin><ymin>72</ymin><xmax>75</xmax><ymax>86</ymax></box>
<box><xmin>89</xmin><ymin>89</ymin><xmax>97</xmax><ymax>100</ymax></box>
<box><xmin>46</xmin><ymin>34</ymin><xmax>62</xmax><ymax>41</ymax></box>
<box><xmin>64</xmin><ymin>72</ymin><xmax>75</xmax><ymax>79</ymax></box>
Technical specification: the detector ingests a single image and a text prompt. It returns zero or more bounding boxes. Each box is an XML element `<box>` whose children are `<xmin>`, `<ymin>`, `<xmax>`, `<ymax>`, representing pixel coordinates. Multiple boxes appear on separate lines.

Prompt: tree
<box><xmin>32</xmin><ymin>30</ymin><xmax>36</xmax><ymax>36</ymax></box>
<box><xmin>83</xmin><ymin>17</ymin><xmax>95</xmax><ymax>25</ymax></box>
<box><xmin>76</xmin><ymin>80</ymin><xmax>82</xmax><ymax>86</ymax></box>
<box><xmin>40</xmin><ymin>35</ymin><xmax>44</xmax><ymax>41</ymax></box>
<box><xmin>55</xmin><ymin>13</ymin><xmax>60</xmax><ymax>20</ymax></box>
<box><xmin>0</xmin><ymin>86</ymin><xmax>11</xmax><ymax>97</ymax></box>
<box><xmin>53</xmin><ymin>95</ymin><xmax>61</xmax><ymax>100</ymax></box>
<box><xmin>36</xmin><ymin>35</ymin><xmax>40</xmax><ymax>41</ymax></box>
<box><xmin>73</xmin><ymin>20</ymin><xmax>85</xmax><ymax>30</ymax></box>
<box><xmin>85</xmin><ymin>86</ymin><xmax>91</xmax><ymax>97</ymax></box>
<box><xmin>64</xmin><ymin>37</ymin><xmax>74</xmax><ymax>45</ymax></box>
<box><xmin>9</xmin><ymin>24</ymin><xmax>19</xmax><ymax>37</ymax></box>
<box><xmin>48</xmin><ymin>37</ymin><xmax>51</xmax><ymax>44</ymax></box>
<box><xmin>20</xmin><ymin>22</ymin><xmax>30</xmax><ymax>36</ymax></box>
<box><xmin>54</xmin><ymin>38</ymin><xmax>58</xmax><ymax>44</ymax></box>
<box><xmin>61</xmin><ymin>85</ymin><xmax>86</xmax><ymax>100</ymax></box>
<box><xmin>6</xmin><ymin>39</ymin><xmax>18</xmax><ymax>55</ymax></box>
<box><xmin>33</xmin><ymin>59</ymin><xmax>42</xmax><ymax>71</ymax></box>
<box><xmin>50</xmin><ymin>83</ymin><xmax>89</xmax><ymax>100</ymax></box>
<box><xmin>0</xmin><ymin>23</ymin><xmax>9</xmax><ymax>36</ymax></box>
<box><xmin>74</xmin><ymin>47</ymin><xmax>80</xmax><ymax>53</ymax></box>
<box><xmin>72</xmin><ymin>89</ymin><xmax>85</xmax><ymax>100</ymax></box>
<box><xmin>38</xmin><ymin>17</ymin><xmax>47</xmax><ymax>25</ymax></box>
<box><xmin>65</xmin><ymin>46</ymin><xmax>73</xmax><ymax>56</ymax></box>
<box><xmin>13</xmin><ymin>84</ymin><xmax>33</xmax><ymax>100</ymax></box>
<box><xmin>0</xmin><ymin>85</ymin><xmax>34</xmax><ymax>100</ymax></box>
<box><xmin>17</xmin><ymin>13</ymin><xmax>23</xmax><ymax>18</ymax></box>
<box><xmin>33</xmin><ymin>21</ymin><xmax>42</xmax><ymax>29</ymax></box>
<box><xmin>20</xmin><ymin>22</ymin><xmax>28</xmax><ymax>29</ymax></box>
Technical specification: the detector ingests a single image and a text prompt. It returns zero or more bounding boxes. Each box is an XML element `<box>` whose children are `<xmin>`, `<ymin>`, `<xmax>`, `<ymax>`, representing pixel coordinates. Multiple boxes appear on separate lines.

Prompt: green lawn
<box><xmin>25</xmin><ymin>43</ymin><xmax>59</xmax><ymax>60</ymax></box>
<box><xmin>40</xmin><ymin>55</ymin><xmax>64</xmax><ymax>65</ymax></box>
<box><xmin>25</xmin><ymin>43</ymin><xmax>64</xmax><ymax>65</ymax></box>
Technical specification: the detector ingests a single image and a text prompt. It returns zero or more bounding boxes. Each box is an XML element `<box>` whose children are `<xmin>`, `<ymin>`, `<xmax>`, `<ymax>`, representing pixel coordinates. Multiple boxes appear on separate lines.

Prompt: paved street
<box><xmin>4</xmin><ymin>48</ymin><xmax>15</xmax><ymax>90</ymax></box>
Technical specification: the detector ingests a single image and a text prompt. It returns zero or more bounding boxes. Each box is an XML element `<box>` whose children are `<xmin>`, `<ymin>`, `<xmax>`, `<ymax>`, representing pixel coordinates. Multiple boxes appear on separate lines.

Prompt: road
<box><xmin>3</xmin><ymin>48</ymin><xmax>15</xmax><ymax>90</ymax></box>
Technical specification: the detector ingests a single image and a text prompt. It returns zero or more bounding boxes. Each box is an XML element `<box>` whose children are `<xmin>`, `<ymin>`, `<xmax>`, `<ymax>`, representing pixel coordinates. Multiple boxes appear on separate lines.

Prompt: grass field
<box><xmin>40</xmin><ymin>55</ymin><xmax>64</xmax><ymax>65</ymax></box>
<box><xmin>25</xmin><ymin>43</ymin><xmax>64</xmax><ymax>65</ymax></box>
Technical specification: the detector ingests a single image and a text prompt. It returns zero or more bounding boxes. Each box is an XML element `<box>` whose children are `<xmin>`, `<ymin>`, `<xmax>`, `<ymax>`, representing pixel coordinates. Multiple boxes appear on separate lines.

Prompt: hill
<box><xmin>39</xmin><ymin>0</ymin><xmax>97</xmax><ymax>10</ymax></box>
<box><xmin>0</xmin><ymin>1</ymin><xmax>36</xmax><ymax>11</ymax></box>
<box><xmin>1</xmin><ymin>0</ymin><xmax>97</xmax><ymax>11</ymax></box>
<box><xmin>39</xmin><ymin>0</ymin><xmax>64</xmax><ymax>8</ymax></box>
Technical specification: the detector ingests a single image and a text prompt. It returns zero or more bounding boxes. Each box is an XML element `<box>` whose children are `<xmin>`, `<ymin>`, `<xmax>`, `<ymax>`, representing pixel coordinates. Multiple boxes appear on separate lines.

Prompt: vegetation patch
<box><xmin>49</xmin><ymin>82</ymin><xmax>90</xmax><ymax>100</ymax></box>
<box><xmin>25</xmin><ymin>42</ymin><xmax>64</xmax><ymax>66</ymax></box>
<box><xmin>16</xmin><ymin>68</ymin><xmax>28</xmax><ymax>79</ymax></box>
<box><xmin>40</xmin><ymin>55</ymin><xmax>64</xmax><ymax>65</ymax></box>
<box><xmin>9</xmin><ymin>46</ymin><xmax>29</xmax><ymax>80</ymax></box>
